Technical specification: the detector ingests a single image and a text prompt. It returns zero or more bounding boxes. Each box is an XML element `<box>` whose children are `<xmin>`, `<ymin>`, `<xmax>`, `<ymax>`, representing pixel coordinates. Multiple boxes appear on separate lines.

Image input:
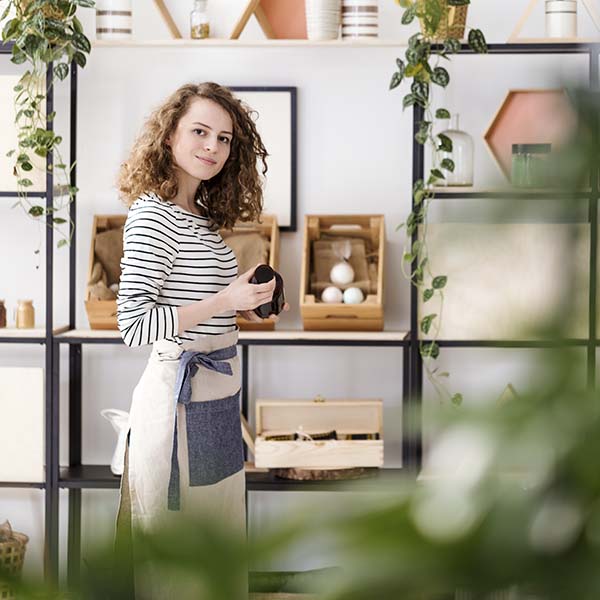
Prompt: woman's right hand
<box><xmin>219</xmin><ymin>264</ymin><xmax>276</xmax><ymax>312</ymax></box>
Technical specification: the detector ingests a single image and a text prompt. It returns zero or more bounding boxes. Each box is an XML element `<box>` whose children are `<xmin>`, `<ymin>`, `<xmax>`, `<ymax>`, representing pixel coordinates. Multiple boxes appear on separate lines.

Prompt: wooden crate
<box><xmin>255</xmin><ymin>397</ymin><xmax>383</xmax><ymax>469</ymax></box>
<box><xmin>221</xmin><ymin>214</ymin><xmax>280</xmax><ymax>331</ymax></box>
<box><xmin>300</xmin><ymin>215</ymin><xmax>385</xmax><ymax>331</ymax></box>
<box><xmin>85</xmin><ymin>215</ymin><xmax>126</xmax><ymax>330</ymax></box>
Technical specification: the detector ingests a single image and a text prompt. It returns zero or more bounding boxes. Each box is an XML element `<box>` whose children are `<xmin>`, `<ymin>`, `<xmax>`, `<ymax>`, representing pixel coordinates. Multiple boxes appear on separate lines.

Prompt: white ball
<box><xmin>321</xmin><ymin>286</ymin><xmax>343</xmax><ymax>303</ymax></box>
<box><xmin>330</xmin><ymin>261</ymin><xmax>355</xmax><ymax>286</ymax></box>
<box><xmin>343</xmin><ymin>287</ymin><xmax>364</xmax><ymax>304</ymax></box>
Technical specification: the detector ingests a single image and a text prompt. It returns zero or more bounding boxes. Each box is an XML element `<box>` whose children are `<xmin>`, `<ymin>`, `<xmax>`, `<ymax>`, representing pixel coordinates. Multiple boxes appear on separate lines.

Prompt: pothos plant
<box><xmin>1</xmin><ymin>0</ymin><xmax>94</xmax><ymax>256</ymax></box>
<box><xmin>390</xmin><ymin>0</ymin><xmax>488</xmax><ymax>405</ymax></box>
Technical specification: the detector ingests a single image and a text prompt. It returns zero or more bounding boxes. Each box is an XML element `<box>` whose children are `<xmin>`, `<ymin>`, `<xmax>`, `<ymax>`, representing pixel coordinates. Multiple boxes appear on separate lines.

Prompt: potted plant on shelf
<box><xmin>390</xmin><ymin>0</ymin><xmax>487</xmax><ymax>405</ymax></box>
<box><xmin>0</xmin><ymin>0</ymin><xmax>94</xmax><ymax>252</ymax></box>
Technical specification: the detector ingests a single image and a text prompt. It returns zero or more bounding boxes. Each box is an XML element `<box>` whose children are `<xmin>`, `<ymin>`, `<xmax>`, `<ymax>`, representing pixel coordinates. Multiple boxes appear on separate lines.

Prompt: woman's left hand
<box><xmin>238</xmin><ymin>302</ymin><xmax>290</xmax><ymax>323</ymax></box>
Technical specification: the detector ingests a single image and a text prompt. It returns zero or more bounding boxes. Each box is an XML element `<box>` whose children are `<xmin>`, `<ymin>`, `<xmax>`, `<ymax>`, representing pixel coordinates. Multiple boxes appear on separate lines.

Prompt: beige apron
<box><xmin>116</xmin><ymin>329</ymin><xmax>247</xmax><ymax>598</ymax></box>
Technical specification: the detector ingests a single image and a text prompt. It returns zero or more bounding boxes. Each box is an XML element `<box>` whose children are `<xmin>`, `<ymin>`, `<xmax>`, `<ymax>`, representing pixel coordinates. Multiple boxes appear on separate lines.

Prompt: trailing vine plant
<box><xmin>1</xmin><ymin>0</ymin><xmax>94</xmax><ymax>257</ymax></box>
<box><xmin>390</xmin><ymin>0</ymin><xmax>488</xmax><ymax>405</ymax></box>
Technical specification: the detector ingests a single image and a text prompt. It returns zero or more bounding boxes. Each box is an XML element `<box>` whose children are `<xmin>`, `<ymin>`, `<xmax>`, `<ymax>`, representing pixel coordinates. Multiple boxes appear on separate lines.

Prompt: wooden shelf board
<box><xmin>91</xmin><ymin>38</ymin><xmax>409</xmax><ymax>48</ymax></box>
<box><xmin>508</xmin><ymin>37</ymin><xmax>600</xmax><ymax>44</ymax></box>
<box><xmin>430</xmin><ymin>186</ymin><xmax>592</xmax><ymax>197</ymax></box>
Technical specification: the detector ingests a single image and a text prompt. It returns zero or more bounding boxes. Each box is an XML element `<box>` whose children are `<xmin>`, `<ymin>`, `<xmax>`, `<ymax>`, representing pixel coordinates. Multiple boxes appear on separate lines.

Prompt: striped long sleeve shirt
<box><xmin>117</xmin><ymin>192</ymin><xmax>238</xmax><ymax>347</ymax></box>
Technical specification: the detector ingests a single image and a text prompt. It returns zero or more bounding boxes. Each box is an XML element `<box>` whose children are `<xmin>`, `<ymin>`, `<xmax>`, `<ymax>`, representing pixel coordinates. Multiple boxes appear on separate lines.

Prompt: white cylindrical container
<box><xmin>342</xmin><ymin>0</ymin><xmax>378</xmax><ymax>39</ymax></box>
<box><xmin>305</xmin><ymin>0</ymin><xmax>341</xmax><ymax>41</ymax></box>
<box><xmin>545</xmin><ymin>0</ymin><xmax>577</xmax><ymax>38</ymax></box>
<box><xmin>96</xmin><ymin>0</ymin><xmax>132</xmax><ymax>40</ymax></box>
<box><xmin>438</xmin><ymin>114</ymin><xmax>474</xmax><ymax>187</ymax></box>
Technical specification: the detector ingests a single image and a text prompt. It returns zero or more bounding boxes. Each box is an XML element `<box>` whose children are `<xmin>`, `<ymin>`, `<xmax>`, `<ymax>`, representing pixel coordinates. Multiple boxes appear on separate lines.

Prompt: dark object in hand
<box><xmin>250</xmin><ymin>264</ymin><xmax>285</xmax><ymax>319</ymax></box>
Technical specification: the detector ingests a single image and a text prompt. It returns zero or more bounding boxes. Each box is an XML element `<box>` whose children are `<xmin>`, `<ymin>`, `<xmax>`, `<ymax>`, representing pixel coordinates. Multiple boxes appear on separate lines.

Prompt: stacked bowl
<box><xmin>305</xmin><ymin>0</ymin><xmax>341</xmax><ymax>40</ymax></box>
<box><xmin>342</xmin><ymin>0</ymin><xmax>378</xmax><ymax>39</ymax></box>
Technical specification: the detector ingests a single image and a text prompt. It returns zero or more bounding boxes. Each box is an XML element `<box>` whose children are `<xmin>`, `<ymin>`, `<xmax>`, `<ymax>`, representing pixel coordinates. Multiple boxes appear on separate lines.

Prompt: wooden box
<box><xmin>85</xmin><ymin>214</ymin><xmax>126</xmax><ymax>330</ymax></box>
<box><xmin>254</xmin><ymin>397</ymin><xmax>384</xmax><ymax>469</ymax></box>
<box><xmin>221</xmin><ymin>214</ymin><xmax>280</xmax><ymax>331</ymax></box>
<box><xmin>300</xmin><ymin>215</ymin><xmax>385</xmax><ymax>331</ymax></box>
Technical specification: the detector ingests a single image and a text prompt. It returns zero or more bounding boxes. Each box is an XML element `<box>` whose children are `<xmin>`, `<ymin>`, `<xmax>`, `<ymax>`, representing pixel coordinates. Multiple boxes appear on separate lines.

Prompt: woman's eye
<box><xmin>220</xmin><ymin>136</ymin><xmax>231</xmax><ymax>144</ymax></box>
<box><xmin>193</xmin><ymin>128</ymin><xmax>205</xmax><ymax>135</ymax></box>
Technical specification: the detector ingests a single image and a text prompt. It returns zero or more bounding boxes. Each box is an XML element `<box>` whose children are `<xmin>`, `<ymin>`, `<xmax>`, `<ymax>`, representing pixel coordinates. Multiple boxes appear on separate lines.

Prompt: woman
<box><xmin>115</xmin><ymin>82</ymin><xmax>284</xmax><ymax>597</ymax></box>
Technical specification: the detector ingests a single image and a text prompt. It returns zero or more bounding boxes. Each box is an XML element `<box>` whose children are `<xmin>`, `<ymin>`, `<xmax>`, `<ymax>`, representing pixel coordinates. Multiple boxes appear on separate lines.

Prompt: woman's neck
<box><xmin>172</xmin><ymin>170</ymin><xmax>202</xmax><ymax>214</ymax></box>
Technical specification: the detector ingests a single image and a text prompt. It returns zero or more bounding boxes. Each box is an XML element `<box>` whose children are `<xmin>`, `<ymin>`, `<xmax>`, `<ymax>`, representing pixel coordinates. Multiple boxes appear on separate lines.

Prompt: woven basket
<box><xmin>0</xmin><ymin>531</ymin><xmax>29</xmax><ymax>600</ymax></box>
<box><xmin>418</xmin><ymin>1</ymin><xmax>468</xmax><ymax>41</ymax></box>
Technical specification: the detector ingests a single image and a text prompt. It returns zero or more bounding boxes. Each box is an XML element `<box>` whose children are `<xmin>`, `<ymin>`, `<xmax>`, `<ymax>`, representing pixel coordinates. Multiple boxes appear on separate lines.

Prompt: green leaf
<box><xmin>75</xmin><ymin>0</ymin><xmax>96</xmax><ymax>7</ymax></box>
<box><xmin>403</xmin><ymin>252</ymin><xmax>413</xmax><ymax>262</ymax></box>
<box><xmin>435</xmin><ymin>108</ymin><xmax>451</xmax><ymax>119</ymax></box>
<box><xmin>423</xmin><ymin>288</ymin><xmax>434</xmax><ymax>302</ymax></box>
<box><xmin>73</xmin><ymin>51</ymin><xmax>87</xmax><ymax>68</ymax></box>
<box><xmin>19</xmin><ymin>178</ymin><xmax>33</xmax><ymax>187</ymax></box>
<box><xmin>412</xmin><ymin>240</ymin><xmax>422</xmax><ymax>256</ymax></box>
<box><xmin>468</xmin><ymin>28</ymin><xmax>488</xmax><ymax>53</ymax></box>
<box><xmin>402</xmin><ymin>94</ymin><xmax>416</xmax><ymax>109</ymax></box>
<box><xmin>440</xmin><ymin>158</ymin><xmax>455</xmax><ymax>172</ymax></box>
<box><xmin>57</xmin><ymin>239</ymin><xmax>68</xmax><ymax>248</ymax></box>
<box><xmin>420</xmin><ymin>342</ymin><xmax>440</xmax><ymax>360</ymax></box>
<box><xmin>402</xmin><ymin>5</ymin><xmax>417</xmax><ymax>25</ymax></box>
<box><xmin>430</xmin><ymin>168</ymin><xmax>445</xmax><ymax>180</ymax></box>
<box><xmin>72</xmin><ymin>32</ymin><xmax>92</xmax><ymax>54</ymax></box>
<box><xmin>6</xmin><ymin>150</ymin><xmax>15</xmax><ymax>158</ymax></box>
<box><xmin>389</xmin><ymin>71</ymin><xmax>404</xmax><ymax>90</ymax></box>
<box><xmin>2</xmin><ymin>18</ymin><xmax>20</xmax><ymax>41</ymax></box>
<box><xmin>54</xmin><ymin>217</ymin><xmax>67</xmax><ymax>224</ymax></box>
<box><xmin>437</xmin><ymin>133</ymin><xmax>453</xmax><ymax>152</ymax></box>
<box><xmin>451</xmin><ymin>393</ymin><xmax>463</xmax><ymax>406</ymax></box>
<box><xmin>432</xmin><ymin>275</ymin><xmax>447</xmax><ymax>289</ymax></box>
<box><xmin>55</xmin><ymin>63</ymin><xmax>70</xmax><ymax>81</ymax></box>
<box><xmin>431</xmin><ymin>66</ymin><xmax>450</xmax><ymax>87</ymax></box>
<box><xmin>448</xmin><ymin>0</ymin><xmax>470</xmax><ymax>5</ymax></box>
<box><xmin>0</xmin><ymin>3</ymin><xmax>10</xmax><ymax>22</ymax></box>
<box><xmin>29</xmin><ymin>205</ymin><xmax>44</xmax><ymax>217</ymax></box>
<box><xmin>444</xmin><ymin>38</ymin><xmax>461</xmax><ymax>54</ymax></box>
<box><xmin>21</xmin><ymin>162</ymin><xmax>33</xmax><ymax>171</ymax></box>
<box><xmin>420</xmin><ymin>313</ymin><xmax>437</xmax><ymax>334</ymax></box>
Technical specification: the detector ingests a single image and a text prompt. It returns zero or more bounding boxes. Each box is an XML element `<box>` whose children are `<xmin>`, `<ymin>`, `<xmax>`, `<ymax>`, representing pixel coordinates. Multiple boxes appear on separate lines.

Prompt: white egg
<box><xmin>343</xmin><ymin>287</ymin><xmax>364</xmax><ymax>304</ymax></box>
<box><xmin>321</xmin><ymin>286</ymin><xmax>343</xmax><ymax>303</ymax></box>
<box><xmin>330</xmin><ymin>261</ymin><xmax>355</xmax><ymax>286</ymax></box>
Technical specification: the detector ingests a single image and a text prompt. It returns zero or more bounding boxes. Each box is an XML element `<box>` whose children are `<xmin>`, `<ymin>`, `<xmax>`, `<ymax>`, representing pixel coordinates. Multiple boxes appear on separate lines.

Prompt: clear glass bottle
<box><xmin>438</xmin><ymin>113</ymin><xmax>474</xmax><ymax>187</ymax></box>
<box><xmin>190</xmin><ymin>0</ymin><xmax>210</xmax><ymax>39</ymax></box>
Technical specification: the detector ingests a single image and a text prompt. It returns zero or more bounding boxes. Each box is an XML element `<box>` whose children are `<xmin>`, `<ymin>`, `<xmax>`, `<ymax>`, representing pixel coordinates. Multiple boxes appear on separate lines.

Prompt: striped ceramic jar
<box><xmin>96</xmin><ymin>0</ymin><xmax>132</xmax><ymax>40</ymax></box>
<box><xmin>341</xmin><ymin>0</ymin><xmax>378</xmax><ymax>39</ymax></box>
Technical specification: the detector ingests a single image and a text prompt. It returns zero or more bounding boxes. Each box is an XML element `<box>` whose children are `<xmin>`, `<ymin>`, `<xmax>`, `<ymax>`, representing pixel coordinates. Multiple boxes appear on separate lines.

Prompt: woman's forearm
<box><xmin>176</xmin><ymin>291</ymin><xmax>231</xmax><ymax>335</ymax></box>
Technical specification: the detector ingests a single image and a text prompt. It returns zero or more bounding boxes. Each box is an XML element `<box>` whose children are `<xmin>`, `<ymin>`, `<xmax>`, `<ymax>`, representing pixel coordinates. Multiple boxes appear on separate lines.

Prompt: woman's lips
<box><xmin>197</xmin><ymin>156</ymin><xmax>216</xmax><ymax>165</ymax></box>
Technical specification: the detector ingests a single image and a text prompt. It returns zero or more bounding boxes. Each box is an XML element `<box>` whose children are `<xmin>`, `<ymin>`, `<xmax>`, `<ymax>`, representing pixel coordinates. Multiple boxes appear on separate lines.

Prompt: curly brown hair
<box><xmin>117</xmin><ymin>82</ymin><xmax>268</xmax><ymax>229</ymax></box>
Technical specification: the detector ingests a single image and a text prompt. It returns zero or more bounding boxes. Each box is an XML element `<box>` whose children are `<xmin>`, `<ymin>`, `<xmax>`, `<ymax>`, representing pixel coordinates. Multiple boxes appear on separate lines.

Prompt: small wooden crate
<box><xmin>254</xmin><ymin>397</ymin><xmax>383</xmax><ymax>469</ymax></box>
<box><xmin>300</xmin><ymin>215</ymin><xmax>385</xmax><ymax>331</ymax></box>
<box><xmin>85</xmin><ymin>214</ymin><xmax>126</xmax><ymax>330</ymax></box>
<box><xmin>221</xmin><ymin>214</ymin><xmax>280</xmax><ymax>331</ymax></box>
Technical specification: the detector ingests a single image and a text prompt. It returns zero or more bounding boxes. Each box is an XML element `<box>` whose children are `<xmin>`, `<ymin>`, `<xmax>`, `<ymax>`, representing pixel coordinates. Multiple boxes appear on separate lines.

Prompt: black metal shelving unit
<box><xmin>3</xmin><ymin>37</ymin><xmax>599</xmax><ymax>589</ymax></box>
<box><xmin>409</xmin><ymin>41</ymin><xmax>600</xmax><ymax>469</ymax></box>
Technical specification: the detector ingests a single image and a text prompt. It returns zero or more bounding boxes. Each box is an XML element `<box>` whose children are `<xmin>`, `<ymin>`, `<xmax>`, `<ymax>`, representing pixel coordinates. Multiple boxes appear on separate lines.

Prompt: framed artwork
<box><xmin>231</xmin><ymin>86</ymin><xmax>297</xmax><ymax>231</ymax></box>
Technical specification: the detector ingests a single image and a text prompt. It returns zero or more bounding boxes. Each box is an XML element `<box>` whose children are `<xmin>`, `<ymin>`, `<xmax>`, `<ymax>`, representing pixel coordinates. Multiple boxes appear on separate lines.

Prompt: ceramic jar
<box><xmin>438</xmin><ymin>114</ymin><xmax>474</xmax><ymax>186</ymax></box>
<box><xmin>96</xmin><ymin>0</ymin><xmax>132</xmax><ymax>40</ymax></box>
<box><xmin>545</xmin><ymin>0</ymin><xmax>577</xmax><ymax>38</ymax></box>
<box><xmin>15</xmin><ymin>300</ymin><xmax>34</xmax><ymax>329</ymax></box>
<box><xmin>0</xmin><ymin>300</ymin><xmax>6</xmax><ymax>328</ymax></box>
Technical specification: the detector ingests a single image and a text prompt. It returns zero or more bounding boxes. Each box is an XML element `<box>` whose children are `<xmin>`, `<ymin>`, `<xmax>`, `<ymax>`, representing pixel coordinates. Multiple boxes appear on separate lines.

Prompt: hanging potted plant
<box><xmin>1</xmin><ymin>0</ymin><xmax>94</xmax><ymax>251</ymax></box>
<box><xmin>390</xmin><ymin>0</ymin><xmax>487</xmax><ymax>404</ymax></box>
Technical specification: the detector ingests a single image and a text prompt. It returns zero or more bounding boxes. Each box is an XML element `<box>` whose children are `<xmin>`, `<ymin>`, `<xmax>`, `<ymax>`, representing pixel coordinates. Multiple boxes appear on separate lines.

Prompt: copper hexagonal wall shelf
<box><xmin>484</xmin><ymin>89</ymin><xmax>577</xmax><ymax>181</ymax></box>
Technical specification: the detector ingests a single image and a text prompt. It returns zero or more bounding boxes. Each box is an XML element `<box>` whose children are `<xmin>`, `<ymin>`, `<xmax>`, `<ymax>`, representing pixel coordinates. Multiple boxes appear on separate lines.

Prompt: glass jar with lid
<box><xmin>438</xmin><ymin>113</ymin><xmax>474</xmax><ymax>187</ymax></box>
<box><xmin>511</xmin><ymin>143</ymin><xmax>552</xmax><ymax>188</ymax></box>
<box><xmin>190</xmin><ymin>0</ymin><xmax>210</xmax><ymax>39</ymax></box>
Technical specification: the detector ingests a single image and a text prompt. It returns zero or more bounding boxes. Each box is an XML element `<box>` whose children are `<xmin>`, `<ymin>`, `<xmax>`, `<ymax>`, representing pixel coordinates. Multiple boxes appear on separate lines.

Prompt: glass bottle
<box><xmin>15</xmin><ymin>299</ymin><xmax>35</xmax><ymax>329</ymax></box>
<box><xmin>190</xmin><ymin>0</ymin><xmax>210</xmax><ymax>39</ymax></box>
<box><xmin>0</xmin><ymin>300</ymin><xmax>5</xmax><ymax>328</ymax></box>
<box><xmin>438</xmin><ymin>113</ymin><xmax>474</xmax><ymax>187</ymax></box>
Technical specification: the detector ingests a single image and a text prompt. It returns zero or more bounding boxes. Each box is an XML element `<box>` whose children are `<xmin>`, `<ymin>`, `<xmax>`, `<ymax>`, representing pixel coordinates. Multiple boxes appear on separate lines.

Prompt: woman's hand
<box><xmin>219</xmin><ymin>264</ymin><xmax>276</xmax><ymax>312</ymax></box>
<box><xmin>238</xmin><ymin>302</ymin><xmax>290</xmax><ymax>323</ymax></box>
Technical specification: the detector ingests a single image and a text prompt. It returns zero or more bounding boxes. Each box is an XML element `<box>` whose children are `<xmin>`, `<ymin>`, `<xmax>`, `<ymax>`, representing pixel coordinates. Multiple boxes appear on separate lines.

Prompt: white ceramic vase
<box><xmin>101</xmin><ymin>408</ymin><xmax>129</xmax><ymax>476</ymax></box>
<box><xmin>96</xmin><ymin>0</ymin><xmax>133</xmax><ymax>40</ymax></box>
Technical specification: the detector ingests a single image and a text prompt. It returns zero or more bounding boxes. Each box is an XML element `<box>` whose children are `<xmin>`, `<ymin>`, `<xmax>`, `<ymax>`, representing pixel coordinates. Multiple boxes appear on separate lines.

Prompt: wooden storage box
<box><xmin>221</xmin><ymin>214</ymin><xmax>280</xmax><ymax>331</ymax></box>
<box><xmin>85</xmin><ymin>214</ymin><xmax>126</xmax><ymax>330</ymax></box>
<box><xmin>300</xmin><ymin>215</ymin><xmax>385</xmax><ymax>331</ymax></box>
<box><xmin>254</xmin><ymin>398</ymin><xmax>384</xmax><ymax>469</ymax></box>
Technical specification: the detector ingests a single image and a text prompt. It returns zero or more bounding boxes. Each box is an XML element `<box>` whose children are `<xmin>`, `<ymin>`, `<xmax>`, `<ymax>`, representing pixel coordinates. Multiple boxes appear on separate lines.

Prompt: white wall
<box><xmin>0</xmin><ymin>0</ymin><xmax>594</xmax><ymax>579</ymax></box>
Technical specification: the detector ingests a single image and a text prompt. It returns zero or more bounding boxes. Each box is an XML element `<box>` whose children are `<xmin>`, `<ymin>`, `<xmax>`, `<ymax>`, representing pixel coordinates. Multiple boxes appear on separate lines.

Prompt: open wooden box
<box><xmin>254</xmin><ymin>398</ymin><xmax>384</xmax><ymax>469</ymax></box>
<box><xmin>85</xmin><ymin>214</ymin><xmax>126</xmax><ymax>330</ymax></box>
<box><xmin>300</xmin><ymin>215</ymin><xmax>385</xmax><ymax>331</ymax></box>
<box><xmin>221</xmin><ymin>214</ymin><xmax>280</xmax><ymax>331</ymax></box>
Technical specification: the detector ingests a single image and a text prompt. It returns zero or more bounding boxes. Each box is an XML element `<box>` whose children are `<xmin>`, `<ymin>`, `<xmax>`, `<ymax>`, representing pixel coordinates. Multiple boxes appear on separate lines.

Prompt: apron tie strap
<box><xmin>168</xmin><ymin>345</ymin><xmax>237</xmax><ymax>511</ymax></box>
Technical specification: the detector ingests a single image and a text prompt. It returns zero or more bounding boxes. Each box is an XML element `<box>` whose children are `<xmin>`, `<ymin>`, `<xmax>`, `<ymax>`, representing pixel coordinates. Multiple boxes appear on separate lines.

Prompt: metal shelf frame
<box><xmin>2</xmin><ymin>38</ymin><xmax>599</xmax><ymax>589</ymax></box>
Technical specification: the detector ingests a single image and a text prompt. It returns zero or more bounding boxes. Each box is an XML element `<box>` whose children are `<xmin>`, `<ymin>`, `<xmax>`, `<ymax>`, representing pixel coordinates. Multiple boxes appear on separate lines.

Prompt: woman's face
<box><xmin>168</xmin><ymin>97</ymin><xmax>233</xmax><ymax>183</ymax></box>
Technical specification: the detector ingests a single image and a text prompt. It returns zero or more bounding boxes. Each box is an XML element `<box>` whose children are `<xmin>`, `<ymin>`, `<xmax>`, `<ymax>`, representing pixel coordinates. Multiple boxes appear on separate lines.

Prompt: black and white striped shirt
<box><xmin>117</xmin><ymin>192</ymin><xmax>238</xmax><ymax>347</ymax></box>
